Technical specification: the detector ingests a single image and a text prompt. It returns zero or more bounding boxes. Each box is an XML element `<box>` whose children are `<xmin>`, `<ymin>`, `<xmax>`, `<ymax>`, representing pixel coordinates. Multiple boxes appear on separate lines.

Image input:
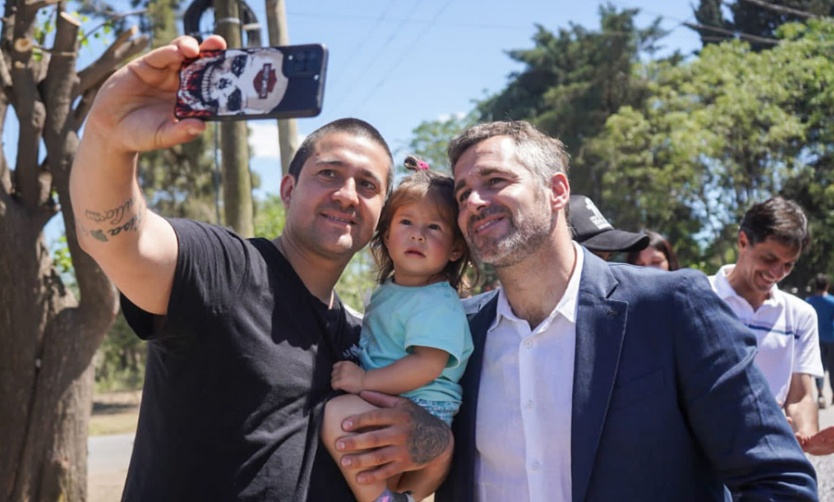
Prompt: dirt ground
<box><xmin>89</xmin><ymin>390</ymin><xmax>142</xmax><ymax>436</ymax></box>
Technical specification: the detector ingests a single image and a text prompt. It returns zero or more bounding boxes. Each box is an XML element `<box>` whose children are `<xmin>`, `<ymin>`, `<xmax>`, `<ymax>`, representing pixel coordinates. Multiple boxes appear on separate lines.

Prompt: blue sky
<box><xmin>247</xmin><ymin>0</ymin><xmax>701</xmax><ymax>193</ymax></box>
<box><xmin>36</xmin><ymin>0</ymin><xmax>703</xmax><ymax>240</ymax></box>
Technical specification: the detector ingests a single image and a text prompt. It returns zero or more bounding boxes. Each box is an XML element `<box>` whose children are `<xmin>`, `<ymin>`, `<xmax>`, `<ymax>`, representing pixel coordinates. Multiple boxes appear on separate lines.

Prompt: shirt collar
<box><xmin>493</xmin><ymin>241</ymin><xmax>584</xmax><ymax>328</ymax></box>
<box><xmin>713</xmin><ymin>264</ymin><xmax>781</xmax><ymax>307</ymax></box>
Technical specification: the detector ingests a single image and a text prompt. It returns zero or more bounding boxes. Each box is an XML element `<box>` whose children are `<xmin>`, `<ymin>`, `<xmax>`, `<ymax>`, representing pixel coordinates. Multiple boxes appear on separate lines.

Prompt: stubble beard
<box><xmin>467</xmin><ymin>201</ymin><xmax>552</xmax><ymax>269</ymax></box>
<box><xmin>292</xmin><ymin>208</ymin><xmax>368</xmax><ymax>263</ymax></box>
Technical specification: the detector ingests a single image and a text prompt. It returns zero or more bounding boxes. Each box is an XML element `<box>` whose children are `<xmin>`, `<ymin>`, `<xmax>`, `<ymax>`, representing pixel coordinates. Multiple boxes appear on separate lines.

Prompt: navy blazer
<box><xmin>436</xmin><ymin>249</ymin><xmax>817</xmax><ymax>501</ymax></box>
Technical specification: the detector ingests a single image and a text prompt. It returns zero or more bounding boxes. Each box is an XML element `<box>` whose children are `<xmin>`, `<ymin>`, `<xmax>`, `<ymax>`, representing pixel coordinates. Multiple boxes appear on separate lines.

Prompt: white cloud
<box><xmin>249</xmin><ymin>122</ymin><xmax>280</xmax><ymax>159</ymax></box>
<box><xmin>436</xmin><ymin>112</ymin><xmax>467</xmax><ymax>122</ymax></box>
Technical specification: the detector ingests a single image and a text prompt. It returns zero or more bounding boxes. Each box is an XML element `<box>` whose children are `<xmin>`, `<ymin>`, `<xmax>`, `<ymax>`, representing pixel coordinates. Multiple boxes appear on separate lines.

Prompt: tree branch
<box><xmin>24</xmin><ymin>0</ymin><xmax>60</xmax><ymax>12</ymax></box>
<box><xmin>739</xmin><ymin>0</ymin><xmax>816</xmax><ymax>19</ymax></box>
<box><xmin>78</xmin><ymin>9</ymin><xmax>145</xmax><ymax>47</ymax></box>
<box><xmin>71</xmin><ymin>86</ymin><xmax>97</xmax><ymax>128</ymax></box>
<box><xmin>76</xmin><ymin>26</ymin><xmax>148</xmax><ymax>98</ymax></box>
<box><xmin>38</xmin><ymin>11</ymin><xmax>78</xmax><ymax>217</ymax></box>
<box><xmin>0</xmin><ymin>47</ymin><xmax>12</xmax><ymax>90</ymax></box>
<box><xmin>0</xmin><ymin>101</ymin><xmax>9</xmax><ymax>195</ymax></box>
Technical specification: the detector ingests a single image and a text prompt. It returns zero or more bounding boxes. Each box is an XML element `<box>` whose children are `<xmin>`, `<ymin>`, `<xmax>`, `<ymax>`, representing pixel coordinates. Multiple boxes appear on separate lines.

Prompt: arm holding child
<box><xmin>332</xmin><ymin>346</ymin><xmax>449</xmax><ymax>395</ymax></box>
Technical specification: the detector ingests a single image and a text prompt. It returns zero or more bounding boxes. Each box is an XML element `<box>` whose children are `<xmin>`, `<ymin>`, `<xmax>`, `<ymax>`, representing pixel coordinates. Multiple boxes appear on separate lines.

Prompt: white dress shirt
<box><xmin>475</xmin><ymin>242</ymin><xmax>583</xmax><ymax>502</ymax></box>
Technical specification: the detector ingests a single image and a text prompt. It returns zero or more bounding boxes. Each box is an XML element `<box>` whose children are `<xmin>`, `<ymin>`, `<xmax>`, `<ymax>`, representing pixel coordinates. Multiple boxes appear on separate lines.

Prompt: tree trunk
<box><xmin>265</xmin><ymin>0</ymin><xmax>299</xmax><ymax>176</ymax></box>
<box><xmin>0</xmin><ymin>4</ymin><xmax>148</xmax><ymax>499</ymax></box>
<box><xmin>215</xmin><ymin>0</ymin><xmax>254</xmax><ymax>236</ymax></box>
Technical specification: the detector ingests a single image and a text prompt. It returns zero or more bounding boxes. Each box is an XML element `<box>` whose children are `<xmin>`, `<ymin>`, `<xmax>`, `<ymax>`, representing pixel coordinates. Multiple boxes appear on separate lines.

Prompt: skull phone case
<box><xmin>175</xmin><ymin>44</ymin><xmax>327</xmax><ymax>121</ymax></box>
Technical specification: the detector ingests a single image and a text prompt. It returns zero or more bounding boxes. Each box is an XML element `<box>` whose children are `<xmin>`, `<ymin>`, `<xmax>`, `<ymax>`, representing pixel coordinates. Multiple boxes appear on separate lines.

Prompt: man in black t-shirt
<box><xmin>71</xmin><ymin>35</ymin><xmax>453</xmax><ymax>501</ymax></box>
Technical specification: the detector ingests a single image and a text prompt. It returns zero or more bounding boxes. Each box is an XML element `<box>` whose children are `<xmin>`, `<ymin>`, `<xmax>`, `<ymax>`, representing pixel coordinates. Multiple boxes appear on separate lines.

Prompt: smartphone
<box><xmin>175</xmin><ymin>44</ymin><xmax>328</xmax><ymax>121</ymax></box>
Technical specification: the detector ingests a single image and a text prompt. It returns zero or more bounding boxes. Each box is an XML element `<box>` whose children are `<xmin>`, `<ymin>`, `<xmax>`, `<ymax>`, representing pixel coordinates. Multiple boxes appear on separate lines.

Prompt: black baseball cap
<box><xmin>569</xmin><ymin>195</ymin><xmax>649</xmax><ymax>253</ymax></box>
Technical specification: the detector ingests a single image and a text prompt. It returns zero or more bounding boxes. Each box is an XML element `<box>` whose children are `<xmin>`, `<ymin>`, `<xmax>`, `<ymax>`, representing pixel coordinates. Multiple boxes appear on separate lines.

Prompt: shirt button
<box><xmin>525</xmin><ymin>400</ymin><xmax>534</xmax><ymax>409</ymax></box>
<box><xmin>523</xmin><ymin>339</ymin><xmax>534</xmax><ymax>349</ymax></box>
<box><xmin>532</xmin><ymin>461</ymin><xmax>541</xmax><ymax>471</ymax></box>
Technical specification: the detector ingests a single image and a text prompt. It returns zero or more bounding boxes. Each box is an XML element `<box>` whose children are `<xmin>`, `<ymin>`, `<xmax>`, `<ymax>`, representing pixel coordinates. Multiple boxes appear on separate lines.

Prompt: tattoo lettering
<box><xmin>85</xmin><ymin>199</ymin><xmax>133</xmax><ymax>225</ymax></box>
<box><xmin>406</xmin><ymin>404</ymin><xmax>450</xmax><ymax>464</ymax></box>
<box><xmin>104</xmin><ymin>211</ymin><xmax>143</xmax><ymax>238</ymax></box>
<box><xmin>81</xmin><ymin>199</ymin><xmax>146</xmax><ymax>244</ymax></box>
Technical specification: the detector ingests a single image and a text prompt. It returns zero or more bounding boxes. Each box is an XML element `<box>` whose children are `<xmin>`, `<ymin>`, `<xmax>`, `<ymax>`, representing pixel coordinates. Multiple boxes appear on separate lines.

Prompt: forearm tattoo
<box><xmin>407</xmin><ymin>405</ymin><xmax>450</xmax><ymax>464</ymax></box>
<box><xmin>82</xmin><ymin>198</ymin><xmax>145</xmax><ymax>243</ymax></box>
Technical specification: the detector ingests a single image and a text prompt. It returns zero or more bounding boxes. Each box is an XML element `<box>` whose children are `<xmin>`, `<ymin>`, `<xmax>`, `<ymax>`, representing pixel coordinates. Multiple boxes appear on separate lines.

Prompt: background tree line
<box><xmin>410</xmin><ymin>1</ymin><xmax>834</xmax><ymax>294</ymax></box>
<box><xmin>98</xmin><ymin>0</ymin><xmax>834</xmax><ymax>393</ymax></box>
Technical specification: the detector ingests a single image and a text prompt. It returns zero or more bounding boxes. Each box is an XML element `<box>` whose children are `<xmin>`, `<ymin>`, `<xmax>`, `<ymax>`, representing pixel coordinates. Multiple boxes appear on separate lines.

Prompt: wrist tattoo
<box><xmin>407</xmin><ymin>405</ymin><xmax>450</xmax><ymax>464</ymax></box>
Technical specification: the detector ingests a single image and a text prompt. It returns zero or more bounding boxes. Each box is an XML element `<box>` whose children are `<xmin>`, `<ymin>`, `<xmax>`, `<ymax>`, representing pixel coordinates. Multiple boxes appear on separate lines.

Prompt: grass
<box><xmin>89</xmin><ymin>390</ymin><xmax>141</xmax><ymax>436</ymax></box>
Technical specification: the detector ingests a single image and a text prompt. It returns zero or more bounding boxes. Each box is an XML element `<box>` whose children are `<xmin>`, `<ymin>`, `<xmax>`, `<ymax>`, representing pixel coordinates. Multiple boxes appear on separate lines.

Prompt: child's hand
<box><xmin>331</xmin><ymin>361</ymin><xmax>366</xmax><ymax>393</ymax></box>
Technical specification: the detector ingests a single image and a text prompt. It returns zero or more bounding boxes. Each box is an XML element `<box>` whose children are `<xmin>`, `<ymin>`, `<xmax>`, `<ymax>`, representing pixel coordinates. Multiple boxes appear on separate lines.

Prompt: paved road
<box><xmin>88</xmin><ymin>434</ymin><xmax>133</xmax><ymax>502</ymax></box>
<box><xmin>811</xmin><ymin>382</ymin><xmax>834</xmax><ymax>501</ymax></box>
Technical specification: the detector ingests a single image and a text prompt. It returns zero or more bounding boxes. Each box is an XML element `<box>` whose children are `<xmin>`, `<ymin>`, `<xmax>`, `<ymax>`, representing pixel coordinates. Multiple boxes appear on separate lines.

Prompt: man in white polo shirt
<box><xmin>710</xmin><ymin>197</ymin><xmax>823</xmax><ymax>446</ymax></box>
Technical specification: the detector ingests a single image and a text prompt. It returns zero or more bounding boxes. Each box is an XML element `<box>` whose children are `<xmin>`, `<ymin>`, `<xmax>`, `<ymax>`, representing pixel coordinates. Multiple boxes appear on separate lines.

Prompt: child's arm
<box><xmin>332</xmin><ymin>346</ymin><xmax>449</xmax><ymax>395</ymax></box>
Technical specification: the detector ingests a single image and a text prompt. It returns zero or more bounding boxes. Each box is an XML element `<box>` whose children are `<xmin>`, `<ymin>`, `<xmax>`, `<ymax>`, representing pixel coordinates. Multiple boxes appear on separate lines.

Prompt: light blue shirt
<box><xmin>359</xmin><ymin>280</ymin><xmax>473</xmax><ymax>403</ymax></box>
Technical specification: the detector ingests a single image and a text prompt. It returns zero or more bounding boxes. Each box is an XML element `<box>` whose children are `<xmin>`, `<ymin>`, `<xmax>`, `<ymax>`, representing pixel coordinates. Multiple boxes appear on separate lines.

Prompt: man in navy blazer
<box><xmin>436</xmin><ymin>120</ymin><xmax>817</xmax><ymax>501</ymax></box>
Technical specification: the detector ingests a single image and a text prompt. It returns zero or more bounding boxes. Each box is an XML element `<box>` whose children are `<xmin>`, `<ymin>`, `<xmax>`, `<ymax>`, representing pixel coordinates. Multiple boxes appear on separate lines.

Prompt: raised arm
<box><xmin>70</xmin><ymin>36</ymin><xmax>225</xmax><ymax>314</ymax></box>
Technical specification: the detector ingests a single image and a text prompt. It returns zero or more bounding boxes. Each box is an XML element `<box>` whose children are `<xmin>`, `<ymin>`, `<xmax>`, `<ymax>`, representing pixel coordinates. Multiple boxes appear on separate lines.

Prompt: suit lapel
<box><xmin>454</xmin><ymin>294</ymin><xmax>498</xmax><ymax>502</ymax></box>
<box><xmin>571</xmin><ymin>250</ymin><xmax>627</xmax><ymax>502</ymax></box>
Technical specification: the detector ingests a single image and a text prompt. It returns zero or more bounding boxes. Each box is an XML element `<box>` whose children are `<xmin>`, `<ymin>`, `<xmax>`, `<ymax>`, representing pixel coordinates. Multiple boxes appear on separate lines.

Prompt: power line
<box><xmin>287</xmin><ymin>10</ymin><xmax>534</xmax><ymax>31</ymax></box>
<box><xmin>346</xmin><ymin>0</ymin><xmax>456</xmax><ymax>118</ymax></box>
<box><xmin>683</xmin><ymin>21</ymin><xmax>779</xmax><ymax>46</ymax></box>
<box><xmin>737</xmin><ymin>0</ymin><xmax>816</xmax><ymax>19</ymax></box>
<box><xmin>603</xmin><ymin>0</ymin><xmax>788</xmax><ymax>47</ymax></box>
<box><xmin>327</xmin><ymin>0</ymin><xmax>399</xmax><ymax>106</ymax></box>
<box><xmin>330</xmin><ymin>0</ymin><xmax>426</xmax><ymax>116</ymax></box>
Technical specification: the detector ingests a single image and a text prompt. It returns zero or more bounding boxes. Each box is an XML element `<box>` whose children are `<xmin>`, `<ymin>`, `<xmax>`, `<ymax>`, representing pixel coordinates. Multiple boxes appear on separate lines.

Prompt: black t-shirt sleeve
<box><xmin>121</xmin><ymin>218</ymin><xmax>251</xmax><ymax>344</ymax></box>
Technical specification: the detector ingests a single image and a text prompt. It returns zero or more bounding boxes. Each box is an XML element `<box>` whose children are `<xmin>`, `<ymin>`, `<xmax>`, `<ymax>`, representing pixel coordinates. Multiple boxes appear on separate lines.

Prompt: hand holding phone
<box><xmin>175</xmin><ymin>44</ymin><xmax>327</xmax><ymax>121</ymax></box>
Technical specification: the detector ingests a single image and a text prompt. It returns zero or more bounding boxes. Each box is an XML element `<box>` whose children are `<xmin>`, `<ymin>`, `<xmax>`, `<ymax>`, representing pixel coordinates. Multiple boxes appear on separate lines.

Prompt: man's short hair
<box><xmin>447</xmin><ymin>120</ymin><xmax>570</xmax><ymax>187</ymax></box>
<box><xmin>287</xmin><ymin>118</ymin><xmax>394</xmax><ymax>196</ymax></box>
<box><xmin>739</xmin><ymin>196</ymin><xmax>810</xmax><ymax>253</ymax></box>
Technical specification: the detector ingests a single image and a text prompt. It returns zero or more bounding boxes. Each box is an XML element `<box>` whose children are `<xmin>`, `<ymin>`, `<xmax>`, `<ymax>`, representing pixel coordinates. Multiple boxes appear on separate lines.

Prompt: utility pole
<box><xmin>214</xmin><ymin>0</ymin><xmax>255</xmax><ymax>236</ymax></box>
<box><xmin>265</xmin><ymin>0</ymin><xmax>299</xmax><ymax>176</ymax></box>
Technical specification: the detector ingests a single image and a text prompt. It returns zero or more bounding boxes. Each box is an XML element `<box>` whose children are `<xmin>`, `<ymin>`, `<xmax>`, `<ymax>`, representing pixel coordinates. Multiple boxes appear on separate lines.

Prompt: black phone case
<box><xmin>175</xmin><ymin>44</ymin><xmax>328</xmax><ymax>121</ymax></box>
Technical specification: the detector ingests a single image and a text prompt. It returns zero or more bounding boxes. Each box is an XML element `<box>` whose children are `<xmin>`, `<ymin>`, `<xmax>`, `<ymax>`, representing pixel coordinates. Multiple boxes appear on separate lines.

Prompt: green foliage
<box><xmin>95</xmin><ymin>313</ymin><xmax>146</xmax><ymax>392</ymax></box>
<box><xmin>253</xmin><ymin>193</ymin><xmax>286</xmax><ymax>238</ymax></box>
<box><xmin>406</xmin><ymin>8</ymin><xmax>834</xmax><ymax>288</ymax></box>
<box><xmin>407</xmin><ymin>112</ymin><xmax>479</xmax><ymax>172</ymax></box>
<box><xmin>32</xmin><ymin>7</ymin><xmax>116</xmax><ymax>62</ymax></box>
<box><xmin>476</xmin><ymin>4</ymin><xmax>672</xmax><ymax>200</ymax></box>
<box><xmin>694</xmin><ymin>0</ymin><xmax>834</xmax><ymax>51</ymax></box>
<box><xmin>593</xmin><ymin>19</ymin><xmax>834</xmax><ymax>282</ymax></box>
<box><xmin>138</xmin><ymin>129</ymin><xmax>222</xmax><ymax>224</ymax></box>
<box><xmin>51</xmin><ymin>235</ymin><xmax>74</xmax><ymax>283</ymax></box>
<box><xmin>336</xmin><ymin>249</ymin><xmax>377</xmax><ymax>313</ymax></box>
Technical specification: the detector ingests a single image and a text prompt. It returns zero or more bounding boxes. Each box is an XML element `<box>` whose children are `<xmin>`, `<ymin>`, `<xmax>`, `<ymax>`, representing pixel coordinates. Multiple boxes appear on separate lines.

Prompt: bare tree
<box><xmin>0</xmin><ymin>1</ymin><xmax>147</xmax><ymax>499</ymax></box>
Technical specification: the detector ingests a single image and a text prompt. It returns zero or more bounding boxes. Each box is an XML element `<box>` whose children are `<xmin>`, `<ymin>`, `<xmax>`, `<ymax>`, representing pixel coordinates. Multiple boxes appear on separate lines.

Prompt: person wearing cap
<box><xmin>436</xmin><ymin>120</ymin><xmax>817</xmax><ymax>501</ymax></box>
<box><xmin>568</xmin><ymin>195</ymin><xmax>649</xmax><ymax>260</ymax></box>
